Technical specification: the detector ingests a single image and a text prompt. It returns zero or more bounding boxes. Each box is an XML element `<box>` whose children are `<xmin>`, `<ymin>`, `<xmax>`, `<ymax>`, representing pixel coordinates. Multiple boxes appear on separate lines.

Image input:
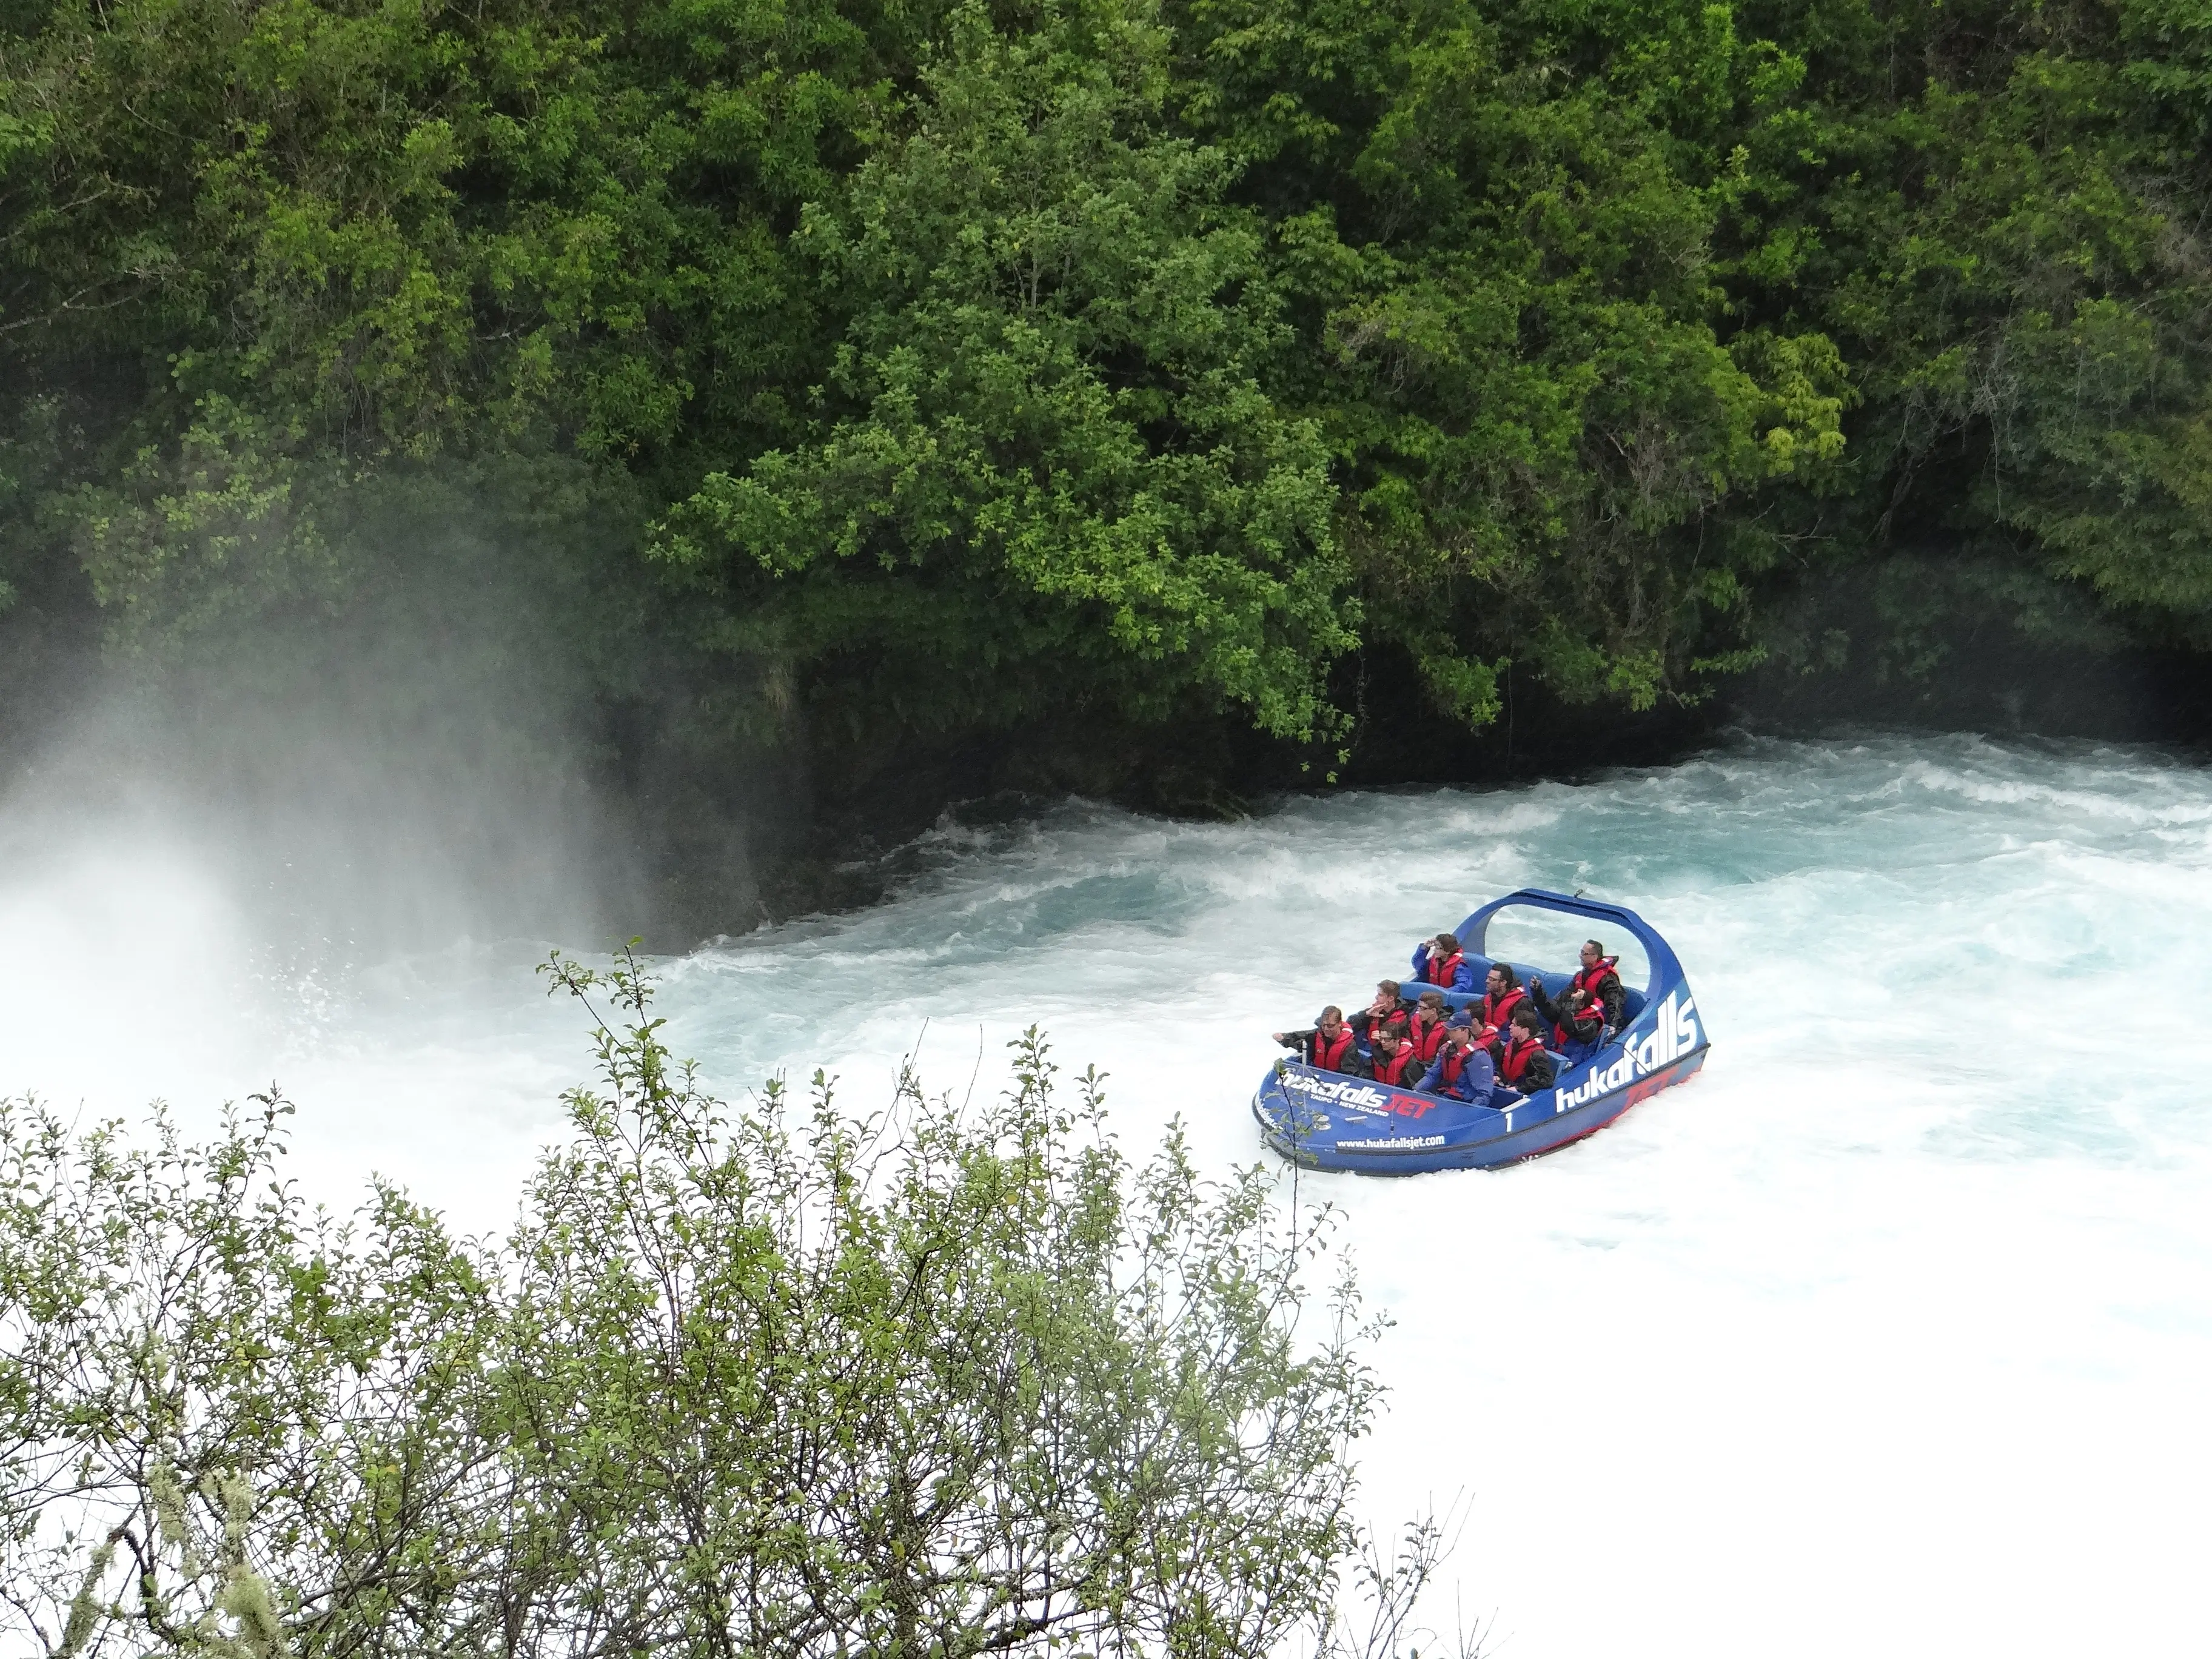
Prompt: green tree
<box><xmin>0</xmin><ymin>957</ymin><xmax>1470</xmax><ymax>1657</ymax></box>
<box><xmin>10</xmin><ymin>0</ymin><xmax>2212</xmax><ymax>781</ymax></box>
<box><xmin>1168</xmin><ymin>0</ymin><xmax>1851</xmax><ymax>719</ymax></box>
<box><xmin>0</xmin><ymin>1094</ymin><xmax>509</xmax><ymax>1655</ymax></box>
<box><xmin>506</xmin><ymin>950</ymin><xmax>1380</xmax><ymax>1654</ymax></box>
<box><xmin>657</xmin><ymin>0</ymin><xmax>1357</xmax><ymax>742</ymax></box>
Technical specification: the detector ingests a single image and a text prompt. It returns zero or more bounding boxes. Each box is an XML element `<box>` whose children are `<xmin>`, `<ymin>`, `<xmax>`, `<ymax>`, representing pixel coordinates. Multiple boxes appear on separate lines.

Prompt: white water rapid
<box><xmin>5</xmin><ymin>731</ymin><xmax>2209</xmax><ymax>1658</ymax></box>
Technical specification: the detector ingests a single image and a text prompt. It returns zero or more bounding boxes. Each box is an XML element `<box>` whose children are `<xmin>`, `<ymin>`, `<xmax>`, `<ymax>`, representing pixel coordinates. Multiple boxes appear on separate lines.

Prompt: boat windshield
<box><xmin>1481</xmin><ymin>903</ymin><xmax>1652</xmax><ymax>993</ymax></box>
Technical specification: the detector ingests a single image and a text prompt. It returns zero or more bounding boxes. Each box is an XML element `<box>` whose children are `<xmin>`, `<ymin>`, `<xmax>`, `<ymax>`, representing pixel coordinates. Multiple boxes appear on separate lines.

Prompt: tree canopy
<box><xmin>4</xmin><ymin>0</ymin><xmax>2207</xmax><ymax>751</ymax></box>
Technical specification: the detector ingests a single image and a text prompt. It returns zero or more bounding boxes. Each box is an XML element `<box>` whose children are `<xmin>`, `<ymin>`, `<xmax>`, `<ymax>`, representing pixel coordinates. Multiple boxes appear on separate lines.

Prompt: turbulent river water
<box><xmin>5</xmin><ymin>729</ymin><xmax>2209</xmax><ymax>1658</ymax></box>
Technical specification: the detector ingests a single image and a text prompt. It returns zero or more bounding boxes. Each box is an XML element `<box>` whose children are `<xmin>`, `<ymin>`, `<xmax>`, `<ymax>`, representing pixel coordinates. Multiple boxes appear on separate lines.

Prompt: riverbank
<box><xmin>686</xmin><ymin>625</ymin><xmax>2212</xmax><ymax>943</ymax></box>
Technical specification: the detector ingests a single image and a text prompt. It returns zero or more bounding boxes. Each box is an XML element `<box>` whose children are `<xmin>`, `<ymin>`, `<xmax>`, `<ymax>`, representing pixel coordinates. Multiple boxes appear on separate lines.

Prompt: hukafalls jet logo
<box><xmin>1553</xmin><ymin>990</ymin><xmax>1701</xmax><ymax>1112</ymax></box>
<box><xmin>1279</xmin><ymin>1074</ymin><xmax>1393</xmax><ymax>1113</ymax></box>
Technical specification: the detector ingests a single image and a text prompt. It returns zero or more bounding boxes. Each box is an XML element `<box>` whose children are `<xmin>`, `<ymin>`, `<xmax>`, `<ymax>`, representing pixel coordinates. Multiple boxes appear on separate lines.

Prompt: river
<box><xmin>4</xmin><ymin>729</ymin><xmax>2208</xmax><ymax>1658</ymax></box>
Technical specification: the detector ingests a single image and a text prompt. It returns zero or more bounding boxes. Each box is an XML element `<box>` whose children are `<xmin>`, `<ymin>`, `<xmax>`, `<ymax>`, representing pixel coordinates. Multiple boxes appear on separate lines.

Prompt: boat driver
<box><xmin>1273</xmin><ymin>1007</ymin><xmax>1364</xmax><ymax>1074</ymax></box>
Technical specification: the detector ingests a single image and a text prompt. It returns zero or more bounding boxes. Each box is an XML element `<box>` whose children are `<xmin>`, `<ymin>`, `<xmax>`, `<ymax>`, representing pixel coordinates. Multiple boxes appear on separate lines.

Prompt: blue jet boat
<box><xmin>1252</xmin><ymin>888</ymin><xmax>1708</xmax><ymax>1173</ymax></box>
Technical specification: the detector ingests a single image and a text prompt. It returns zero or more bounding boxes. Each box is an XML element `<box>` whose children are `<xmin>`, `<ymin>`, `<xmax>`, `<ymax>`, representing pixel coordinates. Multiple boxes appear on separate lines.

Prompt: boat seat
<box><xmin>1554</xmin><ymin>1035</ymin><xmax>1603</xmax><ymax>1068</ymax></box>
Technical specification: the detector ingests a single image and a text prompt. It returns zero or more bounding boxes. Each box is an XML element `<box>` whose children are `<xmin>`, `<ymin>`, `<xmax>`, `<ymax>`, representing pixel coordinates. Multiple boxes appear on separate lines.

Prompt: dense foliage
<box><xmin>4</xmin><ymin>0</ymin><xmax>2208</xmax><ymax>754</ymax></box>
<box><xmin>0</xmin><ymin>960</ymin><xmax>1461</xmax><ymax>1657</ymax></box>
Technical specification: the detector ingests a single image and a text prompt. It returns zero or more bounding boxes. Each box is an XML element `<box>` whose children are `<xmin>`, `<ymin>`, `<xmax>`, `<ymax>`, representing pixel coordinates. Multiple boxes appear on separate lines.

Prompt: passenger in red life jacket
<box><xmin>1410</xmin><ymin>932</ymin><xmax>1478</xmax><ymax>993</ymax></box>
<box><xmin>1475</xmin><ymin>962</ymin><xmax>1529</xmax><ymax>1031</ymax></box>
<box><xmin>1569</xmin><ymin>939</ymin><xmax>1627</xmax><ymax>1032</ymax></box>
<box><xmin>1491</xmin><ymin>1006</ymin><xmax>1558</xmax><ymax>1096</ymax></box>
<box><xmin>1417</xmin><ymin>1016</ymin><xmax>1496</xmax><ymax>1101</ymax></box>
<box><xmin>1528</xmin><ymin>978</ymin><xmax>1606</xmax><ymax>1065</ymax></box>
<box><xmin>1349</xmin><ymin>979</ymin><xmax>1413</xmax><ymax>1044</ymax></box>
<box><xmin>1357</xmin><ymin>1010</ymin><xmax>1409</xmax><ymax>1068</ymax></box>
<box><xmin>1366</xmin><ymin>1025</ymin><xmax>1419</xmax><ymax>1088</ymax></box>
<box><xmin>1273</xmin><ymin>1007</ymin><xmax>1366</xmax><ymax>1075</ymax></box>
<box><xmin>1401</xmin><ymin>991</ymin><xmax>1452</xmax><ymax>1065</ymax></box>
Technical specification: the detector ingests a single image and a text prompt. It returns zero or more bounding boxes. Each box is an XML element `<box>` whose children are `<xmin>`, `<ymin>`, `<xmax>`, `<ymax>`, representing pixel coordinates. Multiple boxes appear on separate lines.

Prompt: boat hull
<box><xmin>1252</xmin><ymin>1043</ymin><xmax>1706</xmax><ymax>1173</ymax></box>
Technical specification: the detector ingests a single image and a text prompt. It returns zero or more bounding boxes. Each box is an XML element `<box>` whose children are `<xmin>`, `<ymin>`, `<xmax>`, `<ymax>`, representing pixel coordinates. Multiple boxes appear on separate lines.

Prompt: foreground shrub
<box><xmin>0</xmin><ymin>954</ymin><xmax>1459</xmax><ymax>1658</ymax></box>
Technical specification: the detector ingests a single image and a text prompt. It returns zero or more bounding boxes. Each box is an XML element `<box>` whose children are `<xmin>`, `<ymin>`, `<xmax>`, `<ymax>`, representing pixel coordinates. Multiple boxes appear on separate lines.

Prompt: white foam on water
<box><xmin>2</xmin><ymin>730</ymin><xmax>2210</xmax><ymax>1653</ymax></box>
<box><xmin>0</xmin><ymin>831</ymin><xmax>267</xmax><ymax>1110</ymax></box>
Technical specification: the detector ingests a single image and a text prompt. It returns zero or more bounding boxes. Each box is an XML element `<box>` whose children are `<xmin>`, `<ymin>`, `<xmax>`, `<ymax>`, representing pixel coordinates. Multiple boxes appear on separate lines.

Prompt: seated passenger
<box><xmin>1528</xmin><ymin>979</ymin><xmax>1606</xmax><ymax>1066</ymax></box>
<box><xmin>1348</xmin><ymin>979</ymin><xmax>1412</xmax><ymax>1042</ymax></box>
<box><xmin>1475</xmin><ymin>962</ymin><xmax>1529</xmax><ymax>1031</ymax></box>
<box><xmin>1418</xmin><ymin>1016</ymin><xmax>1496</xmax><ymax>1101</ymax></box>
<box><xmin>1366</xmin><ymin>1024</ymin><xmax>1419</xmax><ymax>1087</ymax></box>
<box><xmin>1402</xmin><ymin>990</ymin><xmax>1452</xmax><ymax>1065</ymax></box>
<box><xmin>1410</xmin><ymin>931</ymin><xmax>1477</xmax><ymax>993</ymax></box>
<box><xmin>1273</xmin><ymin>1007</ymin><xmax>1364</xmax><ymax>1074</ymax></box>
<box><xmin>1570</xmin><ymin>939</ymin><xmax>1627</xmax><ymax>1032</ymax></box>
<box><xmin>1357</xmin><ymin>1010</ymin><xmax>1409</xmax><ymax>1067</ymax></box>
<box><xmin>1490</xmin><ymin>1006</ymin><xmax>1558</xmax><ymax>1096</ymax></box>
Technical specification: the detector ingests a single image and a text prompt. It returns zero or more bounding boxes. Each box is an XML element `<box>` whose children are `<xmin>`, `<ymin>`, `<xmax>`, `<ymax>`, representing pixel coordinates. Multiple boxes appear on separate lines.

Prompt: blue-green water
<box><xmin>5</xmin><ymin>731</ymin><xmax>2209</xmax><ymax>1657</ymax></box>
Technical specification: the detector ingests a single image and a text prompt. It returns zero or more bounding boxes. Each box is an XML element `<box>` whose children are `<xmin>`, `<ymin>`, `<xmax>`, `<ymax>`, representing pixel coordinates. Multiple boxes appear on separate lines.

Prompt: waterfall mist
<box><xmin>0</xmin><ymin>540</ymin><xmax>663</xmax><ymax>1124</ymax></box>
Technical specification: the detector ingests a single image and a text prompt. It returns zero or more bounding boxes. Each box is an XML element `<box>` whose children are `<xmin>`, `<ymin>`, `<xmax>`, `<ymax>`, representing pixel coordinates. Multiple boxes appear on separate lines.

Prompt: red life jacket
<box><xmin>1554</xmin><ymin>997</ymin><xmax>1602</xmax><ymax>1048</ymax></box>
<box><xmin>1365</xmin><ymin>998</ymin><xmax>1410</xmax><ymax>1030</ymax></box>
<box><xmin>1480</xmin><ymin>985</ymin><xmax>1527</xmax><ymax>1030</ymax></box>
<box><xmin>1311</xmin><ymin>1025</ymin><xmax>1356</xmax><ymax>1071</ymax></box>
<box><xmin>1496</xmin><ymin>1033</ymin><xmax>1543</xmax><ymax>1085</ymax></box>
<box><xmin>1405</xmin><ymin>1017</ymin><xmax>1449</xmax><ymax>1064</ymax></box>
<box><xmin>1572</xmin><ymin>957</ymin><xmax>1620</xmax><ymax>1009</ymax></box>
<box><xmin>1423</xmin><ymin>948</ymin><xmax>1466</xmax><ymax>987</ymax></box>
<box><xmin>1370</xmin><ymin>1044</ymin><xmax>1416</xmax><ymax>1087</ymax></box>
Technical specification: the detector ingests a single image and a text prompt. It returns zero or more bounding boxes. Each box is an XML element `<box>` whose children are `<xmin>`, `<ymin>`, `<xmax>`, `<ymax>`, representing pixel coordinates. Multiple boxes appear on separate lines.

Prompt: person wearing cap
<box><xmin>1416</xmin><ymin>1014</ymin><xmax>1496</xmax><ymax>1101</ymax></box>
